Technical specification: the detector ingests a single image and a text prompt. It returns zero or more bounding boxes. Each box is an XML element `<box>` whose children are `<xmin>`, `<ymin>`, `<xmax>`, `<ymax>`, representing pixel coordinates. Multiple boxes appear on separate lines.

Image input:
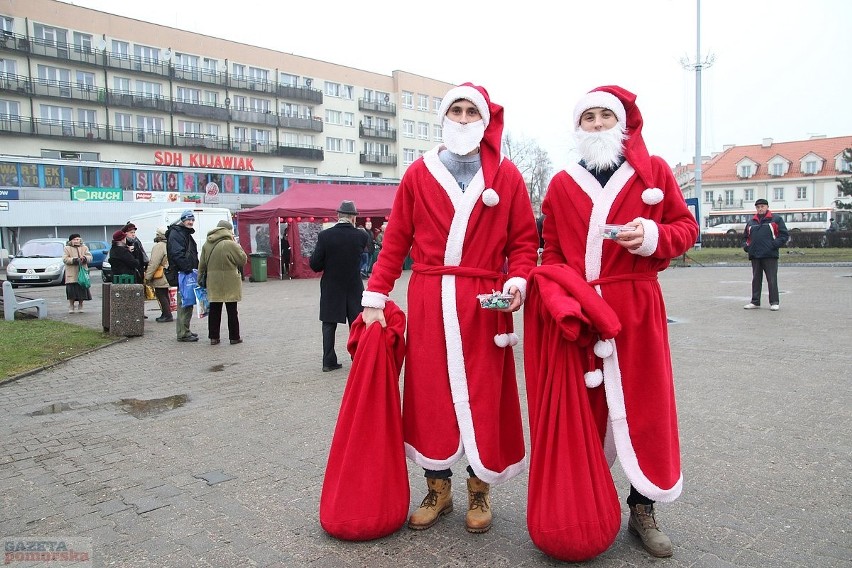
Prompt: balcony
<box><xmin>104</xmin><ymin>52</ymin><xmax>170</xmax><ymax>79</ymax></box>
<box><xmin>358</xmin><ymin>98</ymin><xmax>396</xmax><ymax>115</ymax></box>
<box><xmin>277</xmin><ymin>84</ymin><xmax>323</xmax><ymax>104</ymax></box>
<box><xmin>172</xmin><ymin>65</ymin><xmax>227</xmax><ymax>87</ymax></box>
<box><xmin>108</xmin><ymin>90</ymin><xmax>171</xmax><ymax>112</ymax></box>
<box><xmin>28</xmin><ymin>37</ymin><xmax>101</xmax><ymax>67</ymax></box>
<box><xmin>275</xmin><ymin>145</ymin><xmax>324</xmax><ymax>160</ymax></box>
<box><xmin>360</xmin><ymin>153</ymin><xmax>397</xmax><ymax>167</ymax></box>
<box><xmin>278</xmin><ymin>115</ymin><xmax>323</xmax><ymax>132</ymax></box>
<box><xmin>0</xmin><ymin>114</ymin><xmax>33</xmax><ymax>135</ymax></box>
<box><xmin>0</xmin><ymin>32</ymin><xmax>30</xmax><ymax>54</ymax></box>
<box><xmin>172</xmin><ymin>100</ymin><xmax>230</xmax><ymax>121</ymax></box>
<box><xmin>174</xmin><ymin>132</ymin><xmax>229</xmax><ymax>151</ymax></box>
<box><xmin>359</xmin><ymin>124</ymin><xmax>396</xmax><ymax>141</ymax></box>
<box><xmin>229</xmin><ymin>76</ymin><xmax>277</xmax><ymax>95</ymax></box>
<box><xmin>230</xmin><ymin>108</ymin><xmax>279</xmax><ymax>127</ymax></box>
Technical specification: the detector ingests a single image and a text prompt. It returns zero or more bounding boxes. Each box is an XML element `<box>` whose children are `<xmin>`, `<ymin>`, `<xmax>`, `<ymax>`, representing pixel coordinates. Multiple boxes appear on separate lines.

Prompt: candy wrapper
<box><xmin>599</xmin><ymin>224</ymin><xmax>630</xmax><ymax>239</ymax></box>
<box><xmin>477</xmin><ymin>291</ymin><xmax>514</xmax><ymax>310</ymax></box>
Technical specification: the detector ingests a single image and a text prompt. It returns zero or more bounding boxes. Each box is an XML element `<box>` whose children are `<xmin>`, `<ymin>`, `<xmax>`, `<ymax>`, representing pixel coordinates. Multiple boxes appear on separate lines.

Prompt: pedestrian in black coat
<box><xmin>309</xmin><ymin>200</ymin><xmax>368</xmax><ymax>372</ymax></box>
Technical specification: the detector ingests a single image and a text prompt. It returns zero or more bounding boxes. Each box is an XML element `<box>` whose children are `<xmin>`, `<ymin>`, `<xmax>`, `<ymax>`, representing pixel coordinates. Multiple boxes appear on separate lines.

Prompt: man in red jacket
<box><xmin>534</xmin><ymin>85</ymin><xmax>698</xmax><ymax>557</ymax></box>
<box><xmin>360</xmin><ymin>83</ymin><xmax>539</xmax><ymax>534</ymax></box>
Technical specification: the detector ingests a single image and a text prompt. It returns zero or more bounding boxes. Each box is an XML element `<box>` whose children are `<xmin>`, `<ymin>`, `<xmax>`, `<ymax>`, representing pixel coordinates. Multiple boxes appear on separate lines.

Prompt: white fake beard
<box><xmin>442</xmin><ymin>119</ymin><xmax>485</xmax><ymax>155</ymax></box>
<box><xmin>574</xmin><ymin>123</ymin><xmax>628</xmax><ymax>171</ymax></box>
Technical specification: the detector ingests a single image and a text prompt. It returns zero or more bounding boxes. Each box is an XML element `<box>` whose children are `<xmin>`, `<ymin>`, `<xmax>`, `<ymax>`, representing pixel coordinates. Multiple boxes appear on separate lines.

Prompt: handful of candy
<box><xmin>477</xmin><ymin>291</ymin><xmax>514</xmax><ymax>310</ymax></box>
<box><xmin>599</xmin><ymin>224</ymin><xmax>630</xmax><ymax>239</ymax></box>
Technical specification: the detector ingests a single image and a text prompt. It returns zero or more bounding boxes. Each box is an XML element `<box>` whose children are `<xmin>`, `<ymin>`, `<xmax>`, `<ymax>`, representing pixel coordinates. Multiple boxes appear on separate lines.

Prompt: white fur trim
<box><xmin>573</xmin><ymin>91</ymin><xmax>626</xmax><ymax>127</ymax></box>
<box><xmin>642</xmin><ymin>187</ymin><xmax>664</xmax><ymax>205</ymax></box>
<box><xmin>361</xmin><ymin>290</ymin><xmax>388</xmax><ymax>309</ymax></box>
<box><xmin>507</xmin><ymin>332</ymin><xmax>519</xmax><ymax>346</ymax></box>
<box><xmin>481</xmin><ymin>188</ymin><xmax>499</xmax><ymax>207</ymax></box>
<box><xmin>594</xmin><ymin>339</ymin><xmax>613</xmax><ymax>358</ymax></box>
<box><xmin>438</xmin><ymin>85</ymin><xmax>490</xmax><ymax>127</ymax></box>
<box><xmin>502</xmin><ymin>276</ymin><xmax>527</xmax><ymax>304</ymax></box>
<box><xmin>584</xmin><ymin>369</ymin><xmax>603</xmax><ymax>388</ymax></box>
<box><xmin>629</xmin><ymin>217</ymin><xmax>659</xmax><ymax>257</ymax></box>
<box><xmin>494</xmin><ymin>333</ymin><xmax>510</xmax><ymax>348</ymax></box>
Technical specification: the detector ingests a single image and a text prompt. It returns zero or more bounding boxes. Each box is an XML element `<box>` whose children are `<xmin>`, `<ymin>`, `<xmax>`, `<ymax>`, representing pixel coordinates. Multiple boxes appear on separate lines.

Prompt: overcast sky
<box><xmin>61</xmin><ymin>0</ymin><xmax>852</xmax><ymax>172</ymax></box>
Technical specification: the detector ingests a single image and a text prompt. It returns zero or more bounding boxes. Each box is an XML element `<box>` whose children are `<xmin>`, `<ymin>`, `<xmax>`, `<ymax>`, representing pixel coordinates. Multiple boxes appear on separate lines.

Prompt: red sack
<box><xmin>523</xmin><ymin>266</ymin><xmax>622</xmax><ymax>562</ymax></box>
<box><xmin>319</xmin><ymin>302</ymin><xmax>408</xmax><ymax>541</ymax></box>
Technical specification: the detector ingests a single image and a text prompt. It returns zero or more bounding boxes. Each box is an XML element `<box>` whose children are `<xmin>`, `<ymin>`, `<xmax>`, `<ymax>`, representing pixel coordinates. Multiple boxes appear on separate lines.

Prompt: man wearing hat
<box><xmin>533</xmin><ymin>86</ymin><xmax>699</xmax><ymax>558</ymax></box>
<box><xmin>309</xmin><ymin>200</ymin><xmax>368</xmax><ymax>371</ymax></box>
<box><xmin>742</xmin><ymin>198</ymin><xmax>789</xmax><ymax>310</ymax></box>
<box><xmin>167</xmin><ymin>210</ymin><xmax>200</xmax><ymax>342</ymax></box>
<box><xmin>360</xmin><ymin>83</ymin><xmax>539</xmax><ymax>534</ymax></box>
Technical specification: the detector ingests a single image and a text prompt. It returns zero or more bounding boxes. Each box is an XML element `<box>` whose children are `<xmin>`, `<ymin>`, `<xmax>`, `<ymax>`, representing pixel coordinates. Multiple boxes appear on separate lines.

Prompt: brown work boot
<box><xmin>408</xmin><ymin>477</ymin><xmax>453</xmax><ymax>530</ymax></box>
<box><xmin>465</xmin><ymin>477</ymin><xmax>492</xmax><ymax>533</ymax></box>
<box><xmin>628</xmin><ymin>503</ymin><xmax>673</xmax><ymax>558</ymax></box>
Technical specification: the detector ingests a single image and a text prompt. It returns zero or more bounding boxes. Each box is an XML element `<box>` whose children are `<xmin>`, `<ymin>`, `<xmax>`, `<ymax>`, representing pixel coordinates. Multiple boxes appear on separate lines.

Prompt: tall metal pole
<box><xmin>694</xmin><ymin>0</ymin><xmax>703</xmax><ymax>205</ymax></box>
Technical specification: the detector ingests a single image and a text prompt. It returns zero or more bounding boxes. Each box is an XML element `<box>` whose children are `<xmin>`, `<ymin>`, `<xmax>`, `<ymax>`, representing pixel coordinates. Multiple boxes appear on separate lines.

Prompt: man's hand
<box><xmin>362</xmin><ymin>306</ymin><xmax>386</xmax><ymax>328</ymax></box>
<box><xmin>495</xmin><ymin>285</ymin><xmax>522</xmax><ymax>313</ymax></box>
<box><xmin>616</xmin><ymin>221</ymin><xmax>645</xmax><ymax>251</ymax></box>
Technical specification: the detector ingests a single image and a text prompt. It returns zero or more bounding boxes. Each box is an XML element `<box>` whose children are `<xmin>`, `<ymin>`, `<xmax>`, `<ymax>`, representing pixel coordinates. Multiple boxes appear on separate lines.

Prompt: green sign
<box><xmin>70</xmin><ymin>187</ymin><xmax>124</xmax><ymax>201</ymax></box>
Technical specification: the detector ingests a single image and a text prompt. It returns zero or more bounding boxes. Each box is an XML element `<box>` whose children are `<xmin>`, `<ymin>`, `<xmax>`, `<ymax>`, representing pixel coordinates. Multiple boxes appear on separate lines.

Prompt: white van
<box><xmin>128</xmin><ymin>207</ymin><xmax>233</xmax><ymax>254</ymax></box>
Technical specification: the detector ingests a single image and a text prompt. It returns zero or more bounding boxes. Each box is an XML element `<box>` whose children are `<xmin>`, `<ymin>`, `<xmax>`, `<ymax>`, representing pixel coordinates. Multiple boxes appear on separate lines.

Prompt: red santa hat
<box><xmin>437</xmin><ymin>82</ymin><xmax>504</xmax><ymax>191</ymax></box>
<box><xmin>574</xmin><ymin>85</ymin><xmax>655</xmax><ymax>189</ymax></box>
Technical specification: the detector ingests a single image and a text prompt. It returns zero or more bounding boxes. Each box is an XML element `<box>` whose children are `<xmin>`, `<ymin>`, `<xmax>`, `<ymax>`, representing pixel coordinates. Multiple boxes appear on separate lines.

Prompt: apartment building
<box><xmin>0</xmin><ymin>0</ymin><xmax>455</xmax><ymax>248</ymax></box>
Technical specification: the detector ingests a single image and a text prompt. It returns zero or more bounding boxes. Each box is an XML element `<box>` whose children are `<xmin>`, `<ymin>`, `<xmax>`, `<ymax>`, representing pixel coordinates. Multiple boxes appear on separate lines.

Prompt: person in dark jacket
<box><xmin>122</xmin><ymin>222</ymin><xmax>148</xmax><ymax>283</ymax></box>
<box><xmin>309</xmin><ymin>200</ymin><xmax>368</xmax><ymax>372</ymax></box>
<box><xmin>108</xmin><ymin>230</ymin><xmax>140</xmax><ymax>280</ymax></box>
<box><xmin>742</xmin><ymin>198</ymin><xmax>789</xmax><ymax>311</ymax></box>
<box><xmin>167</xmin><ymin>210</ymin><xmax>200</xmax><ymax>342</ymax></box>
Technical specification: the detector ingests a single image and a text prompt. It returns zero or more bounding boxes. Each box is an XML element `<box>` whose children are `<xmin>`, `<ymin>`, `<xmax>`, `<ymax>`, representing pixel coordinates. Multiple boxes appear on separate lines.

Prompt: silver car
<box><xmin>6</xmin><ymin>238</ymin><xmax>68</xmax><ymax>288</ymax></box>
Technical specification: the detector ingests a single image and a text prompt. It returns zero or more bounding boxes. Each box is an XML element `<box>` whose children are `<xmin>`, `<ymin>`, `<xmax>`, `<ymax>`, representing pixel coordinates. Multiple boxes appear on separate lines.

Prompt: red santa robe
<box><xmin>539</xmin><ymin>98</ymin><xmax>698</xmax><ymax>501</ymax></box>
<box><xmin>363</xmin><ymin>144</ymin><xmax>539</xmax><ymax>484</ymax></box>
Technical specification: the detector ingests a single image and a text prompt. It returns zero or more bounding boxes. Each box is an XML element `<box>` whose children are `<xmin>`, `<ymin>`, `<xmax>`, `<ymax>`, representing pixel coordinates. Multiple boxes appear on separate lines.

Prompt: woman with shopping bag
<box><xmin>144</xmin><ymin>226</ymin><xmax>173</xmax><ymax>323</ymax></box>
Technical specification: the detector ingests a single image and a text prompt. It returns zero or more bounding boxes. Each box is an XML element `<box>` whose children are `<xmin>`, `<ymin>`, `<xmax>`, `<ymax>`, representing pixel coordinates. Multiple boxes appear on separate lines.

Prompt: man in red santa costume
<box><xmin>536</xmin><ymin>85</ymin><xmax>698</xmax><ymax>557</ymax></box>
<box><xmin>361</xmin><ymin>83</ymin><xmax>539</xmax><ymax>534</ymax></box>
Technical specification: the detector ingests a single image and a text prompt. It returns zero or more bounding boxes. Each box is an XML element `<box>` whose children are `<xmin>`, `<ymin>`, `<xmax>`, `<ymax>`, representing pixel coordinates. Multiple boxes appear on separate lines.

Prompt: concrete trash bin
<box><xmin>249</xmin><ymin>253</ymin><xmax>269</xmax><ymax>282</ymax></box>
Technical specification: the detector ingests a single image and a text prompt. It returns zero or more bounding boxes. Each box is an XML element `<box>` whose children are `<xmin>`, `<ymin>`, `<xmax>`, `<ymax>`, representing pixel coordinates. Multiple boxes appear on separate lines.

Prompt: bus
<box><xmin>704</xmin><ymin>207</ymin><xmax>843</xmax><ymax>235</ymax></box>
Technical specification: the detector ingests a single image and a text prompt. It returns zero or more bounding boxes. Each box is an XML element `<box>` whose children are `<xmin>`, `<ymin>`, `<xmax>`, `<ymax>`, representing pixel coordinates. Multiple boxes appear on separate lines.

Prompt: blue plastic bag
<box><xmin>193</xmin><ymin>286</ymin><xmax>210</xmax><ymax>319</ymax></box>
<box><xmin>178</xmin><ymin>270</ymin><xmax>198</xmax><ymax>307</ymax></box>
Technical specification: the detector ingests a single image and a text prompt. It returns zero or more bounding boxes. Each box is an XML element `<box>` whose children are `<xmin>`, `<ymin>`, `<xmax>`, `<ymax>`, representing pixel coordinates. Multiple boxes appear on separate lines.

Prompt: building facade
<box><xmin>0</xmin><ymin>0</ymin><xmax>455</xmax><ymax>251</ymax></box>
<box><xmin>677</xmin><ymin>135</ymin><xmax>852</xmax><ymax>232</ymax></box>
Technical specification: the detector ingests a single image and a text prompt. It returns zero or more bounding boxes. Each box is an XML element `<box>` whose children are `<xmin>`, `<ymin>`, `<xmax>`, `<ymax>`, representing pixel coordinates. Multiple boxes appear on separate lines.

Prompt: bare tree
<box><xmin>503</xmin><ymin>133</ymin><xmax>553</xmax><ymax>214</ymax></box>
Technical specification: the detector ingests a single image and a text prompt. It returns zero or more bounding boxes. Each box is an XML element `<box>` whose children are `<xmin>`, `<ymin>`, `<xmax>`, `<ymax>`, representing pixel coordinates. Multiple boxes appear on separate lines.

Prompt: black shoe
<box><xmin>322</xmin><ymin>363</ymin><xmax>343</xmax><ymax>372</ymax></box>
<box><xmin>177</xmin><ymin>335</ymin><xmax>199</xmax><ymax>342</ymax></box>
<box><xmin>156</xmin><ymin>316</ymin><xmax>174</xmax><ymax>323</ymax></box>
<box><xmin>229</xmin><ymin>339</ymin><xmax>243</xmax><ymax>345</ymax></box>
<box><xmin>210</xmin><ymin>339</ymin><xmax>220</xmax><ymax>345</ymax></box>
<box><xmin>189</xmin><ymin>332</ymin><xmax>199</xmax><ymax>338</ymax></box>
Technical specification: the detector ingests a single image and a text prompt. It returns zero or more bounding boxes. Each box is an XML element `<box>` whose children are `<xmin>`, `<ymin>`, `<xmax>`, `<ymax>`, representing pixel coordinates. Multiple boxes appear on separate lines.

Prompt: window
<box><xmin>33</xmin><ymin>24</ymin><xmax>67</xmax><ymax>47</ymax></box>
<box><xmin>232</xmin><ymin>95</ymin><xmax>246</xmax><ymax>110</ymax></box>
<box><xmin>418</xmin><ymin>94</ymin><xmax>429</xmax><ymax>111</ymax></box>
<box><xmin>403</xmin><ymin>148</ymin><xmax>416</xmax><ymax>165</ymax></box>
<box><xmin>771</xmin><ymin>162</ymin><xmax>785</xmax><ymax>176</ymax></box>
<box><xmin>325</xmin><ymin>110</ymin><xmax>342</xmax><ymax>125</ymax></box>
<box><xmin>417</xmin><ymin>122</ymin><xmax>429</xmax><ymax>140</ymax></box>
<box><xmin>248</xmin><ymin>66</ymin><xmax>268</xmax><ymax>85</ymax></box>
<box><xmin>232</xmin><ymin>63</ymin><xmax>245</xmax><ymax>78</ymax></box>
<box><xmin>76</xmin><ymin>71</ymin><xmax>95</xmax><ymax>91</ymax></box>
<box><xmin>206</xmin><ymin>124</ymin><xmax>219</xmax><ymax>138</ymax></box>
<box><xmin>796</xmin><ymin>186</ymin><xmax>807</xmax><ymax>199</ymax></box>
<box><xmin>363</xmin><ymin>89</ymin><xmax>375</xmax><ymax>102</ymax></box>
<box><xmin>724</xmin><ymin>190</ymin><xmax>734</xmax><ymax>206</ymax></box>
<box><xmin>77</xmin><ymin>109</ymin><xmax>96</xmax><ymax>130</ymax></box>
<box><xmin>402</xmin><ymin>120</ymin><xmax>415</xmax><ymax>138</ymax></box>
<box><xmin>178</xmin><ymin>120</ymin><xmax>202</xmax><ymax>135</ymax></box>
<box><xmin>113</xmin><ymin>76</ymin><xmax>130</xmax><ymax>93</ymax></box>
<box><xmin>135</xmin><ymin>80</ymin><xmax>162</xmax><ymax>98</ymax></box>
<box><xmin>111</xmin><ymin>40</ymin><xmax>129</xmax><ymax>59</ymax></box>
<box><xmin>233</xmin><ymin>127</ymin><xmax>247</xmax><ymax>142</ymax></box>
<box><xmin>402</xmin><ymin>91</ymin><xmax>413</xmax><ymax>108</ymax></box>
<box><xmin>249</xmin><ymin>98</ymin><xmax>270</xmax><ymax>113</ymax></box>
<box><xmin>433</xmin><ymin>97</ymin><xmax>442</xmax><ymax>113</ymax></box>
<box><xmin>743</xmin><ymin>188</ymin><xmax>754</xmax><ymax>202</ymax></box>
<box><xmin>204</xmin><ymin>90</ymin><xmax>218</xmax><ymax>105</ymax></box>
<box><xmin>176</xmin><ymin>87</ymin><xmax>201</xmax><ymax>103</ymax></box>
<box><xmin>0</xmin><ymin>99</ymin><xmax>20</xmax><ymax>119</ymax></box>
<box><xmin>1</xmin><ymin>16</ymin><xmax>12</xmax><ymax>33</ymax></box>
<box><xmin>73</xmin><ymin>32</ymin><xmax>92</xmax><ymax>54</ymax></box>
<box><xmin>280</xmin><ymin>102</ymin><xmax>299</xmax><ymax>117</ymax></box>
<box><xmin>37</xmin><ymin>64</ymin><xmax>71</xmax><ymax>87</ymax></box>
<box><xmin>134</xmin><ymin>44</ymin><xmax>159</xmax><ymax>64</ymax></box>
<box><xmin>250</xmin><ymin>129</ymin><xmax>270</xmax><ymax>145</ymax></box>
<box><xmin>773</xmin><ymin>187</ymin><xmax>784</xmax><ymax>201</ymax></box>
<box><xmin>341</xmin><ymin>85</ymin><xmax>354</xmax><ymax>100</ymax></box>
<box><xmin>804</xmin><ymin>160</ymin><xmax>818</xmax><ymax>174</ymax></box>
<box><xmin>345</xmin><ymin>139</ymin><xmax>356</xmax><ymax>154</ymax></box>
<box><xmin>203</xmin><ymin>57</ymin><xmax>218</xmax><ymax>72</ymax></box>
<box><xmin>326</xmin><ymin>137</ymin><xmax>343</xmax><ymax>152</ymax></box>
<box><xmin>378</xmin><ymin>91</ymin><xmax>391</xmax><ymax>105</ymax></box>
<box><xmin>282</xmin><ymin>132</ymin><xmax>298</xmax><ymax>147</ymax></box>
<box><xmin>114</xmin><ymin>112</ymin><xmax>132</xmax><ymax>131</ymax></box>
<box><xmin>0</xmin><ymin>58</ymin><xmax>17</xmax><ymax>77</ymax></box>
<box><xmin>325</xmin><ymin>82</ymin><xmax>342</xmax><ymax>97</ymax></box>
<box><xmin>280</xmin><ymin>73</ymin><xmax>298</xmax><ymax>87</ymax></box>
<box><xmin>739</xmin><ymin>165</ymin><xmax>752</xmax><ymax>178</ymax></box>
<box><xmin>344</xmin><ymin>112</ymin><xmax>355</xmax><ymax>127</ymax></box>
<box><xmin>704</xmin><ymin>191</ymin><xmax>714</xmax><ymax>203</ymax></box>
<box><xmin>137</xmin><ymin>115</ymin><xmax>163</xmax><ymax>133</ymax></box>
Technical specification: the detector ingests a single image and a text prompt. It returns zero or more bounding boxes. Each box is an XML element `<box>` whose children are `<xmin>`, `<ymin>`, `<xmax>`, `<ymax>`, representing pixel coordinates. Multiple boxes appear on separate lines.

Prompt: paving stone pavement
<box><xmin>1</xmin><ymin>266</ymin><xmax>850</xmax><ymax>567</ymax></box>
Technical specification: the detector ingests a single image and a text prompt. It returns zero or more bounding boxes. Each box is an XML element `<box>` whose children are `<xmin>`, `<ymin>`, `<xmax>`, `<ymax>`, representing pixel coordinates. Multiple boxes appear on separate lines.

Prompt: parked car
<box><xmin>101</xmin><ymin>258</ymin><xmax>112</xmax><ymax>282</ymax></box>
<box><xmin>85</xmin><ymin>240</ymin><xmax>109</xmax><ymax>269</ymax></box>
<box><xmin>6</xmin><ymin>238</ymin><xmax>68</xmax><ymax>287</ymax></box>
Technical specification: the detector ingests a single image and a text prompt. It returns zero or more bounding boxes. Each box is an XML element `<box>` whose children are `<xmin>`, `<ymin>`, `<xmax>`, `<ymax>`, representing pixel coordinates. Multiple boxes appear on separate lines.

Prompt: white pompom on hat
<box><xmin>572</xmin><ymin>90</ymin><xmax>627</xmax><ymax>127</ymax></box>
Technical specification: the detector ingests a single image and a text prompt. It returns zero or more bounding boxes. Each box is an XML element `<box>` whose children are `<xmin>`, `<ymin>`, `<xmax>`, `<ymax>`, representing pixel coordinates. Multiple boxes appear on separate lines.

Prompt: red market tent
<box><xmin>235</xmin><ymin>183</ymin><xmax>397</xmax><ymax>279</ymax></box>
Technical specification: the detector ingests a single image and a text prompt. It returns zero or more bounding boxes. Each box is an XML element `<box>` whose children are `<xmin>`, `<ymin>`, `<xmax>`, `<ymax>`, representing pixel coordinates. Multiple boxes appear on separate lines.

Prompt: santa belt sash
<box><xmin>587</xmin><ymin>271</ymin><xmax>657</xmax><ymax>287</ymax></box>
<box><xmin>411</xmin><ymin>263</ymin><xmax>502</xmax><ymax>280</ymax></box>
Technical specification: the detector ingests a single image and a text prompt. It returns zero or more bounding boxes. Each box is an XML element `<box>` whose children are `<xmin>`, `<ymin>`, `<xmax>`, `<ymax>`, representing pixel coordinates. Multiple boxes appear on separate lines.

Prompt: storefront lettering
<box><xmin>154</xmin><ymin>151</ymin><xmax>254</xmax><ymax>171</ymax></box>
